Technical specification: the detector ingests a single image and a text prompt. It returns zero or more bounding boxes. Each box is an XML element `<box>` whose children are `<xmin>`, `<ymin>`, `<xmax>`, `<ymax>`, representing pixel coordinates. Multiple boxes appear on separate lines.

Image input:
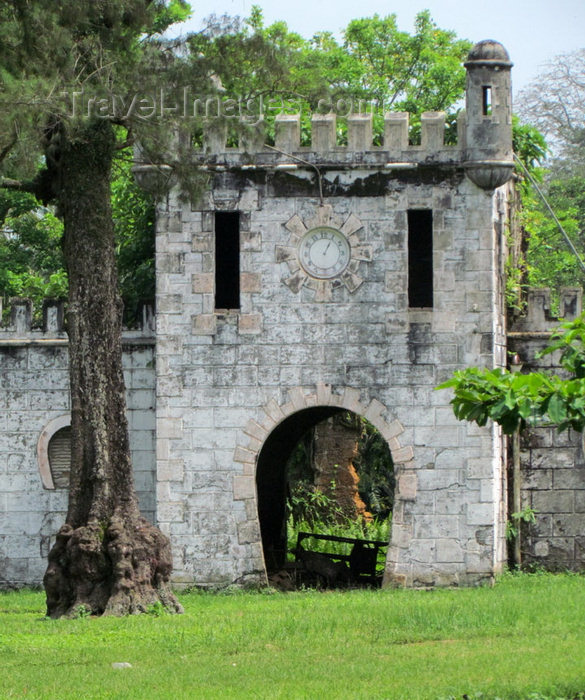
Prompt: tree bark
<box><xmin>43</xmin><ymin>119</ymin><xmax>182</xmax><ymax>617</ymax></box>
<box><xmin>313</xmin><ymin>415</ymin><xmax>370</xmax><ymax>522</ymax></box>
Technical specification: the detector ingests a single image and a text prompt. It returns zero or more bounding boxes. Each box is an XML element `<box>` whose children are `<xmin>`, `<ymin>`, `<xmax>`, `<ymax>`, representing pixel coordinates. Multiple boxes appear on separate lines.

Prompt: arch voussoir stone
<box><xmin>233</xmin><ymin>383</ymin><xmax>409</xmax><ymax>480</ymax></box>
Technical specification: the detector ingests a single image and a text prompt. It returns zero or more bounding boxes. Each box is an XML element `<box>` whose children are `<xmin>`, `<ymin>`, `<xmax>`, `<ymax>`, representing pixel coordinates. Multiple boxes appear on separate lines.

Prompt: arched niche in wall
<box><xmin>37</xmin><ymin>414</ymin><xmax>71</xmax><ymax>490</ymax></box>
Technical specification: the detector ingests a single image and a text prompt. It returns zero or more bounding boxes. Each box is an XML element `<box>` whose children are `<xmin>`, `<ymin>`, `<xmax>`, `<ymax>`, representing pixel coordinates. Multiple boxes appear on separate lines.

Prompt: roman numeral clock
<box><xmin>275</xmin><ymin>205</ymin><xmax>373</xmax><ymax>302</ymax></box>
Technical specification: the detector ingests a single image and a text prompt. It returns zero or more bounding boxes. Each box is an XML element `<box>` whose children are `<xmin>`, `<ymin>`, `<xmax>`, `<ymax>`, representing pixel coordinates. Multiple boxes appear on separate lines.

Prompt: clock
<box><xmin>298</xmin><ymin>226</ymin><xmax>351</xmax><ymax>279</ymax></box>
<box><xmin>276</xmin><ymin>207</ymin><xmax>373</xmax><ymax>300</ymax></box>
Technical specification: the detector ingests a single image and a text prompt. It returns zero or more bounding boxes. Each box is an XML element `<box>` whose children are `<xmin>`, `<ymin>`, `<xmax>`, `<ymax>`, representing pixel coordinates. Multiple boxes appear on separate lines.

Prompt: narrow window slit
<box><xmin>482</xmin><ymin>86</ymin><xmax>492</xmax><ymax>116</ymax></box>
<box><xmin>408</xmin><ymin>209</ymin><xmax>433</xmax><ymax>308</ymax></box>
<box><xmin>215</xmin><ymin>211</ymin><xmax>240</xmax><ymax>310</ymax></box>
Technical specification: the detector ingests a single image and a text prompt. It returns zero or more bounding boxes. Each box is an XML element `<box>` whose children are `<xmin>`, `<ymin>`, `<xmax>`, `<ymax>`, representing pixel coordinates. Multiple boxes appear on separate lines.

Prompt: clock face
<box><xmin>298</xmin><ymin>226</ymin><xmax>351</xmax><ymax>279</ymax></box>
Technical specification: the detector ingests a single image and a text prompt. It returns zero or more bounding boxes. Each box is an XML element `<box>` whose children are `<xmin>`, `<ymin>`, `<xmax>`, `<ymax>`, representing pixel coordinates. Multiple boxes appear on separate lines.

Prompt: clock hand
<box><xmin>323</xmin><ymin>241</ymin><xmax>332</xmax><ymax>255</ymax></box>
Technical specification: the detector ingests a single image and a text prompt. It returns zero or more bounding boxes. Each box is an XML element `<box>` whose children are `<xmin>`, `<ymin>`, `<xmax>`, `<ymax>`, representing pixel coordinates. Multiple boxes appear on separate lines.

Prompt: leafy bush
<box><xmin>0</xmin><ymin>156</ymin><xmax>154</xmax><ymax>326</ymax></box>
<box><xmin>0</xmin><ymin>190</ymin><xmax>66</xmax><ymax>321</ymax></box>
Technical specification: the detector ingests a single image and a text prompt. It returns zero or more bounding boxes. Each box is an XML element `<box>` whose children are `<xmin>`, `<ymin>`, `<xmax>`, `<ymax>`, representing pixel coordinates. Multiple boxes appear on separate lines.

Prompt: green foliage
<box><xmin>538</xmin><ymin>314</ymin><xmax>585</xmax><ymax>377</ymax></box>
<box><xmin>439</xmin><ymin>314</ymin><xmax>585</xmax><ymax>434</ymax></box>
<box><xmin>353</xmin><ymin>418</ymin><xmax>395</xmax><ymax>518</ymax></box>
<box><xmin>112</xmin><ymin>154</ymin><xmax>155</xmax><ymax>324</ymax></box>
<box><xmin>439</xmin><ymin>367</ymin><xmax>551</xmax><ymax>435</ymax></box>
<box><xmin>506</xmin><ymin>506</ymin><xmax>538</xmax><ymax>542</ymax></box>
<box><xmin>522</xmin><ymin>177</ymin><xmax>585</xmax><ymax>304</ymax></box>
<box><xmin>515</xmin><ymin>50</ymin><xmax>585</xmax><ymax>297</ymax></box>
<box><xmin>342</xmin><ymin>11</ymin><xmax>471</xmax><ymax>115</ymax></box>
<box><xmin>0</xmin><ymin>161</ymin><xmax>155</xmax><ymax>323</ymax></box>
<box><xmin>285</xmin><ymin>416</ymin><xmax>394</xmax><ymax>525</ymax></box>
<box><xmin>505</xmin><ymin>250</ymin><xmax>526</xmax><ymax>314</ymax></box>
<box><xmin>0</xmin><ymin>1</ymin><xmax>192</xmax><ymax>177</ymax></box>
<box><xmin>513</xmin><ymin>118</ymin><xmax>548</xmax><ymax>179</ymax></box>
<box><xmin>0</xmin><ymin>190</ymin><xmax>66</xmax><ymax>317</ymax></box>
<box><xmin>146</xmin><ymin>600</ymin><xmax>167</xmax><ymax>617</ymax></box>
<box><xmin>151</xmin><ymin>0</ymin><xmax>191</xmax><ymax>34</ymax></box>
<box><xmin>287</xmin><ymin>513</ymin><xmax>390</xmax><ymax>575</ymax></box>
<box><xmin>286</xmin><ymin>480</ymin><xmax>390</xmax><ymax>574</ymax></box>
<box><xmin>287</xmin><ymin>482</ymin><xmax>341</xmax><ymax>527</ymax></box>
<box><xmin>71</xmin><ymin>603</ymin><xmax>92</xmax><ymax>619</ymax></box>
<box><xmin>190</xmin><ymin>8</ymin><xmax>471</xmax><ymax>144</ymax></box>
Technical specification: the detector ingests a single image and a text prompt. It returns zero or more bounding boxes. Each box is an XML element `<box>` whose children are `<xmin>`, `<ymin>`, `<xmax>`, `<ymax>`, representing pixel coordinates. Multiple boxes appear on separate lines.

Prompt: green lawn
<box><xmin>1</xmin><ymin>573</ymin><xmax>585</xmax><ymax>699</ymax></box>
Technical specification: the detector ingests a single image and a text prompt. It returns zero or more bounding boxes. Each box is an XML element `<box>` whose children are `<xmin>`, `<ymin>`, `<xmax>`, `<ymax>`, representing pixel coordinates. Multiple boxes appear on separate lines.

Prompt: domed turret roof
<box><xmin>465</xmin><ymin>40</ymin><xmax>513</xmax><ymax>67</ymax></box>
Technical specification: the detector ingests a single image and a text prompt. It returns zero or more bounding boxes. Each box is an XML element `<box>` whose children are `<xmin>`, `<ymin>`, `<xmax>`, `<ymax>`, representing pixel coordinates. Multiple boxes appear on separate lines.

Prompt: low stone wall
<box><xmin>508</xmin><ymin>288</ymin><xmax>585</xmax><ymax>571</ymax></box>
<box><xmin>0</xmin><ymin>301</ymin><xmax>156</xmax><ymax>588</ymax></box>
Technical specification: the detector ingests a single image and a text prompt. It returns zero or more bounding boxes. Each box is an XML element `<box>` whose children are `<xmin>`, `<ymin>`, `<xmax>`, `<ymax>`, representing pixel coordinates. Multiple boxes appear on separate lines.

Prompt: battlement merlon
<box><xmin>509</xmin><ymin>288</ymin><xmax>584</xmax><ymax>335</ymax></box>
<box><xmin>192</xmin><ymin>110</ymin><xmax>463</xmax><ymax>165</ymax></box>
<box><xmin>0</xmin><ymin>298</ymin><xmax>155</xmax><ymax>344</ymax></box>
<box><xmin>138</xmin><ymin>40</ymin><xmax>514</xmax><ymax>191</ymax></box>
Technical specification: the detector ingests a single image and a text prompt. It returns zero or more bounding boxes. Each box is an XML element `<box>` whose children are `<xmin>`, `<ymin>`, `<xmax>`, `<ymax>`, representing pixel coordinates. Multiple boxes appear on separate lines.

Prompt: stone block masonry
<box><xmin>509</xmin><ymin>288</ymin><xmax>585</xmax><ymax>571</ymax></box>
<box><xmin>155</xmin><ymin>40</ymin><xmax>514</xmax><ymax>587</ymax></box>
<box><xmin>1</xmin><ymin>40</ymin><xmax>526</xmax><ymax>589</ymax></box>
<box><xmin>0</xmin><ymin>303</ymin><xmax>156</xmax><ymax>588</ymax></box>
<box><xmin>155</xmin><ymin>177</ymin><xmax>508</xmax><ymax>586</ymax></box>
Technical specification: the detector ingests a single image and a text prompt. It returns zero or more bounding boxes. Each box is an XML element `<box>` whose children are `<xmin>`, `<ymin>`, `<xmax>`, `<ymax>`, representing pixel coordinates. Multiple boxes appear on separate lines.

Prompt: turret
<box><xmin>463</xmin><ymin>40</ymin><xmax>514</xmax><ymax>189</ymax></box>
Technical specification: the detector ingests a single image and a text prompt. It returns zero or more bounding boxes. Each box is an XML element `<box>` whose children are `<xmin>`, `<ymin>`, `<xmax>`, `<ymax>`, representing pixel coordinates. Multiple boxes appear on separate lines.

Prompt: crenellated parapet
<box><xmin>508</xmin><ymin>288</ymin><xmax>583</xmax><ymax>335</ymax></box>
<box><xmin>134</xmin><ymin>41</ymin><xmax>514</xmax><ymax>192</ymax></box>
<box><xmin>191</xmin><ymin>110</ymin><xmax>465</xmax><ymax>169</ymax></box>
<box><xmin>0</xmin><ymin>298</ymin><xmax>155</xmax><ymax>345</ymax></box>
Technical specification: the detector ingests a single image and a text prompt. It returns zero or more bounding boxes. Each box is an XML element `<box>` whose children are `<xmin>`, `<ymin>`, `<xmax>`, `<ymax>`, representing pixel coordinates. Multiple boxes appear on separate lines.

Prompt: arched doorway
<box><xmin>256</xmin><ymin>407</ymin><xmax>395</xmax><ymax>585</ymax></box>
<box><xmin>232</xmin><ymin>385</ymin><xmax>414</xmax><ymax>587</ymax></box>
<box><xmin>256</xmin><ymin>406</ymin><xmax>343</xmax><ymax>571</ymax></box>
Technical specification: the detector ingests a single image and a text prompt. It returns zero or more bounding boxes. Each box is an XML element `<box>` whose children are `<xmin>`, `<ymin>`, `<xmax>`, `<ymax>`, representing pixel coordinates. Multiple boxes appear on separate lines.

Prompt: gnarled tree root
<box><xmin>44</xmin><ymin>515</ymin><xmax>184</xmax><ymax>618</ymax></box>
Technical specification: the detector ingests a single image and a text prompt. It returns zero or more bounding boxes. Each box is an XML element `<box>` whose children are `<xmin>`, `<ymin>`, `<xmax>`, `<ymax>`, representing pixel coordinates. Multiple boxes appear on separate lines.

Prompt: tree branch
<box><xmin>114</xmin><ymin>130</ymin><xmax>135</xmax><ymax>150</ymax></box>
<box><xmin>1</xmin><ymin>169</ymin><xmax>55</xmax><ymax>203</ymax></box>
<box><xmin>0</xmin><ymin>177</ymin><xmax>29</xmax><ymax>191</ymax></box>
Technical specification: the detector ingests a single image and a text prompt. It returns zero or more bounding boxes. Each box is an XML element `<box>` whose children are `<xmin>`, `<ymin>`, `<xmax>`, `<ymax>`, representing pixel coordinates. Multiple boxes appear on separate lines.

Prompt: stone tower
<box><xmin>464</xmin><ymin>39</ymin><xmax>514</xmax><ymax>189</ymax></box>
<box><xmin>152</xmin><ymin>41</ymin><xmax>515</xmax><ymax>588</ymax></box>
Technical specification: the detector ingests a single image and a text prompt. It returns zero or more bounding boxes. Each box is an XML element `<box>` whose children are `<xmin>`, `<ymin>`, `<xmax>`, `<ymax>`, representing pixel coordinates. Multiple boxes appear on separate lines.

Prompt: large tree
<box><xmin>189</xmin><ymin>8</ymin><xmax>472</xmax><ymax>143</ymax></box>
<box><xmin>517</xmin><ymin>49</ymin><xmax>585</xmax><ymax>173</ymax></box>
<box><xmin>515</xmin><ymin>50</ymin><xmax>585</xmax><ymax>299</ymax></box>
<box><xmin>0</xmin><ymin>0</ymin><xmax>190</xmax><ymax>617</ymax></box>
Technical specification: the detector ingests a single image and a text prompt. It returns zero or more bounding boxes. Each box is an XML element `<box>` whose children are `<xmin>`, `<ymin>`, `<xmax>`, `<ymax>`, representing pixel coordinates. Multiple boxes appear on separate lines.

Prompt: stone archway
<box><xmin>232</xmin><ymin>384</ymin><xmax>416</xmax><ymax>585</ymax></box>
<box><xmin>37</xmin><ymin>414</ymin><xmax>71</xmax><ymax>490</ymax></box>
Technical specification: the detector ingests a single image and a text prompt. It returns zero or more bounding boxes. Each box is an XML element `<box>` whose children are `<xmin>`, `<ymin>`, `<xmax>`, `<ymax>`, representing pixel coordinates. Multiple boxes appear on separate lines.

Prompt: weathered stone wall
<box><xmin>508</xmin><ymin>288</ymin><xmax>585</xmax><ymax>571</ymax></box>
<box><xmin>0</xmin><ymin>303</ymin><xmax>156</xmax><ymax>588</ymax></box>
<box><xmin>155</xmin><ymin>110</ymin><xmax>510</xmax><ymax>587</ymax></box>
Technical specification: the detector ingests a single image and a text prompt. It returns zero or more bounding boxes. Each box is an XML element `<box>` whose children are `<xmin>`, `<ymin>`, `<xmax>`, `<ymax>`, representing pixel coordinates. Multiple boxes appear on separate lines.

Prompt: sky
<box><xmin>177</xmin><ymin>0</ymin><xmax>585</xmax><ymax>98</ymax></box>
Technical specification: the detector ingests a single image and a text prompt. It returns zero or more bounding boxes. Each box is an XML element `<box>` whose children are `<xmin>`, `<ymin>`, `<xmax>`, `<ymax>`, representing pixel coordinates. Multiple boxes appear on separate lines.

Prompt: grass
<box><xmin>1</xmin><ymin>572</ymin><xmax>585</xmax><ymax>699</ymax></box>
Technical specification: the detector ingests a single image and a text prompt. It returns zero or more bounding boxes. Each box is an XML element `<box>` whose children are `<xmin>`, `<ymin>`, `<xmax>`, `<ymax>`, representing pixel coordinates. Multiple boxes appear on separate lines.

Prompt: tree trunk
<box><xmin>313</xmin><ymin>415</ymin><xmax>370</xmax><ymax>522</ymax></box>
<box><xmin>43</xmin><ymin>119</ymin><xmax>182</xmax><ymax>617</ymax></box>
